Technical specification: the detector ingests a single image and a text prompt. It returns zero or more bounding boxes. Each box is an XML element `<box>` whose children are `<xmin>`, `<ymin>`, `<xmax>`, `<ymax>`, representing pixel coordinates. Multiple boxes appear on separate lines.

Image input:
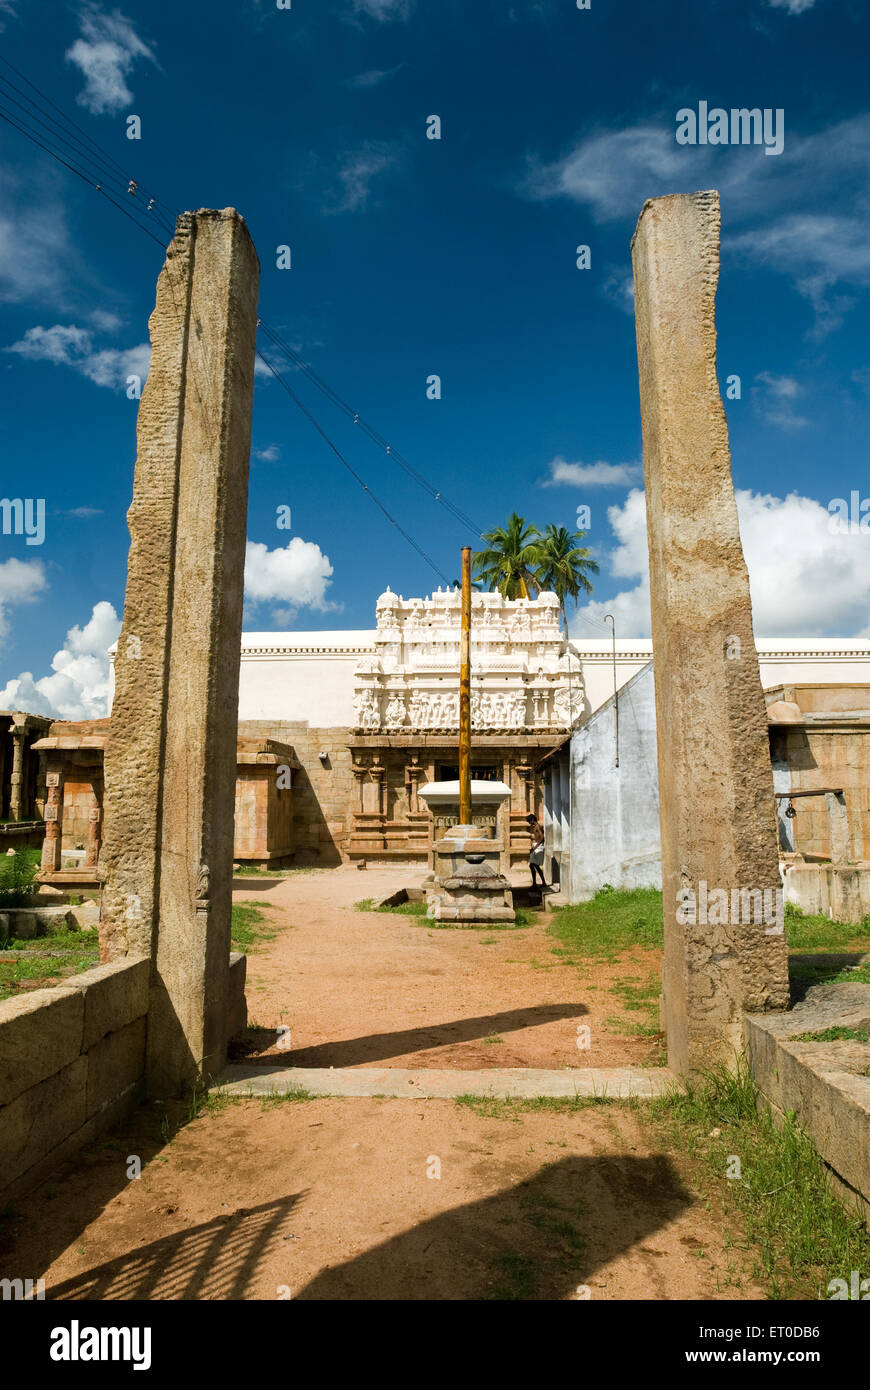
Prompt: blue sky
<box><xmin>0</xmin><ymin>0</ymin><xmax>868</xmax><ymax>717</ymax></box>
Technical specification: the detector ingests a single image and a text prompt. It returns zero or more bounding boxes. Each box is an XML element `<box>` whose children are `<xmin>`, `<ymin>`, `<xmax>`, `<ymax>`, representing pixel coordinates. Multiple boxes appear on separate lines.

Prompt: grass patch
<box><xmin>645</xmin><ymin>1064</ymin><xmax>870</xmax><ymax>1299</ymax></box>
<box><xmin>485</xmin><ymin>1252</ymin><xmax>537</xmax><ymax>1300</ymax></box>
<box><xmin>354</xmin><ymin>896</ymin><xmax>428</xmax><ymax>916</ymax></box>
<box><xmin>783</xmin><ymin>904</ymin><xmax>870</xmax><ymax>953</ymax></box>
<box><xmin>356</xmin><ymin>896</ymin><xmax>528</xmax><ymax>929</ymax></box>
<box><xmin>549</xmin><ymin>885</ymin><xmax>664</xmax><ymax>963</ymax></box>
<box><xmin>230</xmin><ymin>901</ymin><xmax>278</xmax><ymax>952</ymax></box>
<box><xmin>455</xmin><ymin>1093</ymin><xmax>615</xmax><ymax>1122</ymax></box>
<box><xmin>793</xmin><ymin>1026</ymin><xmax>869</xmax><ymax>1044</ymax></box>
<box><xmin>0</xmin><ymin>928</ymin><xmax>99</xmax><ymax>996</ymax></box>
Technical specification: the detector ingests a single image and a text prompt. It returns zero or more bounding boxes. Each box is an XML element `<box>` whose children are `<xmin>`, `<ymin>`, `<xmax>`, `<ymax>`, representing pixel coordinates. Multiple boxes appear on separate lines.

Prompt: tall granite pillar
<box><xmin>100</xmin><ymin>209</ymin><xmax>259</xmax><ymax>1096</ymax></box>
<box><xmin>631</xmin><ymin>191</ymin><xmax>789</xmax><ymax>1075</ymax></box>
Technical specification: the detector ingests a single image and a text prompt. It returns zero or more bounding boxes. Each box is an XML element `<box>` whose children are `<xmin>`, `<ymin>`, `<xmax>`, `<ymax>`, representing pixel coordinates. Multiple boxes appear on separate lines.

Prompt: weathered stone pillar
<box><xmin>9</xmin><ymin>724</ymin><xmax>25</xmax><ymax>821</ymax></box>
<box><xmin>631</xmin><ymin>191</ymin><xmax>789</xmax><ymax>1076</ymax></box>
<box><xmin>100</xmin><ymin>208</ymin><xmax>259</xmax><ymax>1096</ymax></box>
<box><xmin>40</xmin><ymin>764</ymin><xmax>64</xmax><ymax>876</ymax></box>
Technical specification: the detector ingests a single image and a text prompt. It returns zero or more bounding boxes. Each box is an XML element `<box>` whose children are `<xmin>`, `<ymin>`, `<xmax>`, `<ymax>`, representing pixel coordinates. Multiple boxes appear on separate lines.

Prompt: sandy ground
<box><xmin>1</xmin><ymin>1095</ymin><xmax>762</xmax><ymax>1300</ymax></box>
<box><xmin>233</xmin><ymin>864</ymin><xmax>665</xmax><ymax>1070</ymax></box>
<box><xmin>0</xmin><ymin>866</ymin><xmax>764</xmax><ymax>1300</ymax></box>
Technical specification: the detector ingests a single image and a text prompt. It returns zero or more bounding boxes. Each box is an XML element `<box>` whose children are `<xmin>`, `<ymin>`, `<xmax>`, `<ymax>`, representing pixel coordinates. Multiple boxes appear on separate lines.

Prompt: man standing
<box><xmin>526</xmin><ymin>812</ymin><xmax>547</xmax><ymax>891</ymax></box>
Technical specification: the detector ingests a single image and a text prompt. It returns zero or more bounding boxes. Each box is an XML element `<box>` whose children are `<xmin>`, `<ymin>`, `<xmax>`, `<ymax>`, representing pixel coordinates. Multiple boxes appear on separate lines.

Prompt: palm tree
<box><xmin>472</xmin><ymin>513</ymin><xmax>542</xmax><ymax>599</ymax></box>
<box><xmin>534</xmin><ymin>523</ymin><xmax>599</xmax><ymax>635</ymax></box>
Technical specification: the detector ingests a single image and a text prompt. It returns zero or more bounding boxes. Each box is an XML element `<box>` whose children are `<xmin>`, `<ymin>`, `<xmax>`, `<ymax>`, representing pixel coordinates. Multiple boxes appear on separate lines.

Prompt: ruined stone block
<box><xmin>0</xmin><ymin>1056</ymin><xmax>87</xmax><ymax>1187</ymax></box>
<box><xmin>86</xmin><ymin>1017</ymin><xmax>147</xmax><ymax>1118</ymax></box>
<box><xmin>55</xmin><ymin>958</ymin><xmax>150</xmax><ymax>1052</ymax></box>
<box><xmin>0</xmin><ymin>987</ymin><xmax>84</xmax><ymax>1105</ymax></box>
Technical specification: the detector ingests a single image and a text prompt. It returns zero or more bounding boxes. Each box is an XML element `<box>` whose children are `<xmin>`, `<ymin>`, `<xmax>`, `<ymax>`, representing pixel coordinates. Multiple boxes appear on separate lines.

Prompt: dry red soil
<box><xmin>0</xmin><ymin>866</ymin><xmax>765</xmax><ymax>1300</ymax></box>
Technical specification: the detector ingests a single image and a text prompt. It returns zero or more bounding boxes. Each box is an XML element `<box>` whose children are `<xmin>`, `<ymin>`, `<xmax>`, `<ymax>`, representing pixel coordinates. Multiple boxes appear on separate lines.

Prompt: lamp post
<box><xmin>459</xmin><ymin>546</ymin><xmax>472</xmax><ymax>826</ymax></box>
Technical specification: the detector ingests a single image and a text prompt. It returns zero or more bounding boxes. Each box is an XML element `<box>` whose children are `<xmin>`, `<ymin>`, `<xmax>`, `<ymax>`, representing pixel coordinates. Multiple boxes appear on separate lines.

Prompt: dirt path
<box><xmin>1</xmin><ymin>1094</ymin><xmax>762</xmax><ymax>1300</ymax></box>
<box><xmin>234</xmin><ymin>865</ymin><xmax>664</xmax><ymax>1070</ymax></box>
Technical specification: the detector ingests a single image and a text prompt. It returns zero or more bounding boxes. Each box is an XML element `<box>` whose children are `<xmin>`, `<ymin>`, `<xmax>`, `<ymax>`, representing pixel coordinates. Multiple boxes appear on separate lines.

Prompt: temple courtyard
<box><xmin>0</xmin><ymin>864</ymin><xmax>759</xmax><ymax>1301</ymax></box>
<box><xmin>3</xmin><ymin>863</ymin><xmax>870</xmax><ymax>1300</ymax></box>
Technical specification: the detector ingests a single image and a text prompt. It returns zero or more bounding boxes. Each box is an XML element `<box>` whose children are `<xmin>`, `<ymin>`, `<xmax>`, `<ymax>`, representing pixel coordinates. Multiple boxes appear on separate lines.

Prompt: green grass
<box><xmin>646</xmin><ymin>1064</ymin><xmax>870</xmax><ymax>1299</ymax></box>
<box><xmin>548</xmin><ymin>885</ymin><xmax>664</xmax><ymax>963</ymax></box>
<box><xmin>230</xmin><ymin>901</ymin><xmax>278</xmax><ymax>952</ymax></box>
<box><xmin>0</xmin><ymin>928</ymin><xmax>100</xmax><ymax>996</ymax></box>
<box><xmin>354</xmin><ymin>896</ymin><xmax>428</xmax><ymax>916</ymax></box>
<box><xmin>793</xmin><ymin>1026</ymin><xmax>869</xmax><ymax>1044</ymax></box>
<box><xmin>485</xmin><ymin>1252</ymin><xmax>537</xmax><ymax>1300</ymax></box>
<box><xmin>355</xmin><ymin>896</ymin><xmax>530</xmax><ymax>929</ymax></box>
<box><xmin>784</xmin><ymin>903</ymin><xmax>870</xmax><ymax>952</ymax></box>
<box><xmin>455</xmin><ymin>1093</ymin><xmax>615</xmax><ymax>1122</ymax></box>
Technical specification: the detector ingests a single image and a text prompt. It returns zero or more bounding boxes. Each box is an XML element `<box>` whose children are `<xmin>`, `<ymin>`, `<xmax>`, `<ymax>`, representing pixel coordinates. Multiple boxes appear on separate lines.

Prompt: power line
<box><xmin>0</xmin><ymin>51</ymin><xmax>176</xmax><ymax>227</ymax></box>
<box><xmin>255</xmin><ymin>344</ymin><xmax>451</xmax><ymax>586</ymax></box>
<box><xmin>258</xmin><ymin>321</ymin><xmax>484</xmax><ymax>539</ymax></box>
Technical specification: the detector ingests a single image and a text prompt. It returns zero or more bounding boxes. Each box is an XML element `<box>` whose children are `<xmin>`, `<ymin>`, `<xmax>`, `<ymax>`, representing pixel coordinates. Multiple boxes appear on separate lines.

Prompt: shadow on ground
<box><xmin>39</xmin><ymin>1153</ymin><xmax>691</xmax><ymax>1301</ymax></box>
<box><xmin>234</xmin><ymin>1003</ymin><xmax>588</xmax><ymax>1067</ymax></box>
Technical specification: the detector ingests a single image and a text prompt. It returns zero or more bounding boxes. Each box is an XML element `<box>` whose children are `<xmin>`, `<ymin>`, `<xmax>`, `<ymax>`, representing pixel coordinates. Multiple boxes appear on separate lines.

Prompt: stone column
<box><xmin>405</xmin><ymin>754</ymin><xmax>423</xmax><ymax>814</ymax></box>
<box><xmin>85</xmin><ymin>779</ymin><xmax>102</xmax><ymax>870</ymax></box>
<box><xmin>40</xmin><ymin>764</ymin><xmax>64</xmax><ymax>876</ymax></box>
<box><xmin>99</xmin><ymin>208</ymin><xmax>259</xmax><ymax>1096</ymax></box>
<box><xmin>631</xmin><ymin>191</ymin><xmax>789</xmax><ymax>1076</ymax></box>
<box><xmin>9</xmin><ymin>724</ymin><xmax>26</xmax><ymax>821</ymax></box>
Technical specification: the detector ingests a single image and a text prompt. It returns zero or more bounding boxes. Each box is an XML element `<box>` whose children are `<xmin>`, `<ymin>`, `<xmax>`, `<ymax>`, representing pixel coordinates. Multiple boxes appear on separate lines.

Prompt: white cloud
<box><xmin>253</xmin><ymin>444</ymin><xmax>280</xmax><ymax>463</ymax></box>
<box><xmin>244</xmin><ymin>536</ymin><xmax>337</xmax><ymax>615</ymax></box>
<box><xmin>345</xmin><ymin>64</ymin><xmax>404</xmax><ymax>89</ymax></box>
<box><xmin>0</xmin><ymin>193</ymin><xmax>75</xmax><ymax>306</ymax></box>
<box><xmin>328</xmin><ymin>142</ymin><xmax>400</xmax><ymax>213</ymax></box>
<box><xmin>573</xmin><ymin>487</ymin><xmax>870</xmax><ymax>639</ymax></box>
<box><xmin>66</xmin><ymin>507</ymin><xmax>104</xmax><ymax>518</ymax></box>
<box><xmin>519</xmin><ymin>113</ymin><xmax>870</xmax><ymax>336</ymax></box>
<box><xmin>542</xmin><ymin>456</ymin><xmax>641</xmax><ymax>488</ymax></box>
<box><xmin>602</xmin><ymin>270</ymin><xmax>635</xmax><ymax>315</ymax></box>
<box><xmin>0</xmin><ymin>600</ymin><xmax>120</xmax><ymax>720</ymax></box>
<box><xmin>351</xmin><ymin>0</ymin><xmax>411</xmax><ymax>20</ymax></box>
<box><xmin>0</xmin><ymin>557</ymin><xmax>47</xmax><ymax>643</ymax></box>
<box><xmin>730</xmin><ymin>214</ymin><xmax>869</xmax><ymax>339</ymax></box>
<box><xmin>752</xmin><ymin>372</ymin><xmax>808</xmax><ymax>430</ymax></box>
<box><xmin>6</xmin><ymin>323</ymin><xmax>150</xmax><ymax>390</ymax></box>
<box><xmin>768</xmin><ymin>0</ymin><xmax>816</xmax><ymax>12</ymax></box>
<box><xmin>0</xmin><ymin>0</ymin><xmax>18</xmax><ymax>31</ymax></box>
<box><xmin>66</xmin><ymin>4</ymin><xmax>157</xmax><ymax>116</ymax></box>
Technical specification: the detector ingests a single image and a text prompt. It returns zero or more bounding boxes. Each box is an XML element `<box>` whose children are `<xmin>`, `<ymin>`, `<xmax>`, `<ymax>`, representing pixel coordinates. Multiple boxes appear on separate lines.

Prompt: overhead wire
<box><xmin>0</xmin><ymin>56</ymin><xmax>606</xmax><ymax>599</ymax></box>
<box><xmin>0</xmin><ymin>57</ymin><xmax>462</xmax><ymax>582</ymax></box>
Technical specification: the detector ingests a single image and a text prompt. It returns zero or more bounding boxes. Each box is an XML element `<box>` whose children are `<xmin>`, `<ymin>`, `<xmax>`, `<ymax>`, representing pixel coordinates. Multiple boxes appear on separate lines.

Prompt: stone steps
<box><xmin>214</xmin><ymin>1063</ymin><xmax>678</xmax><ymax>1101</ymax></box>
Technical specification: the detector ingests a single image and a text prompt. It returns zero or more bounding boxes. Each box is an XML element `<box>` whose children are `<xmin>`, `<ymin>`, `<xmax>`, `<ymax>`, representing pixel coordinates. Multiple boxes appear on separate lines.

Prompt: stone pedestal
<box><xmin>428</xmin><ymin>828</ymin><xmax>515</xmax><ymax>923</ymax></box>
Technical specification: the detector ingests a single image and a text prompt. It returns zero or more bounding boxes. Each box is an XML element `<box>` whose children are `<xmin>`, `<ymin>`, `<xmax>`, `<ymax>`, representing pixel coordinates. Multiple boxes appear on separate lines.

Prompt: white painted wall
<box><xmin>110</xmin><ymin>632</ymin><xmax>870</xmax><ymax>727</ymax></box>
<box><xmin>237</xmin><ymin>632</ymin><xmax>375</xmax><ymax>726</ymax></box>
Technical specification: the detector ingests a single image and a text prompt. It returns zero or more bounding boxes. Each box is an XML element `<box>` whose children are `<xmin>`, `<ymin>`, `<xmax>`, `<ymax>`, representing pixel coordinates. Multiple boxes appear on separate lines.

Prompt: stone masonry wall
<box><xmin>237</xmin><ymin>721</ymin><xmax>353</xmax><ymax>864</ymax></box>
<box><xmin>0</xmin><ymin>959</ymin><xmax>149</xmax><ymax>1201</ymax></box>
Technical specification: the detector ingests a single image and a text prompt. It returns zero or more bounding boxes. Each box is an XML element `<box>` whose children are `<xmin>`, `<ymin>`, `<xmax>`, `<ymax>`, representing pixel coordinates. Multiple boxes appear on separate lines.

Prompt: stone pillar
<box><xmin>40</xmin><ymin>765</ymin><xmax>64</xmax><ymax>876</ymax></box>
<box><xmin>9</xmin><ymin>724</ymin><xmax>26</xmax><ymax>821</ymax></box>
<box><xmin>826</xmin><ymin>792</ymin><xmax>850</xmax><ymax>865</ymax></box>
<box><xmin>364</xmin><ymin>758</ymin><xmax>385</xmax><ymax>815</ymax></box>
<box><xmin>99</xmin><ymin>208</ymin><xmax>259</xmax><ymax>1096</ymax></box>
<box><xmin>631</xmin><ymin>191</ymin><xmax>789</xmax><ymax>1076</ymax></box>
<box><xmin>85</xmin><ymin>779</ymin><xmax>102</xmax><ymax>870</ymax></box>
<box><xmin>405</xmin><ymin>754</ymin><xmax>423</xmax><ymax>814</ymax></box>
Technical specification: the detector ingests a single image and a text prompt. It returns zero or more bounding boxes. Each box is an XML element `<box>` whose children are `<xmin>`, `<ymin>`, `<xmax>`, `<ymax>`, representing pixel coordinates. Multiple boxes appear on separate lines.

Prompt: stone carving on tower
<box><xmin>352</xmin><ymin>586</ymin><xmax>585</xmax><ymax>733</ymax></box>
